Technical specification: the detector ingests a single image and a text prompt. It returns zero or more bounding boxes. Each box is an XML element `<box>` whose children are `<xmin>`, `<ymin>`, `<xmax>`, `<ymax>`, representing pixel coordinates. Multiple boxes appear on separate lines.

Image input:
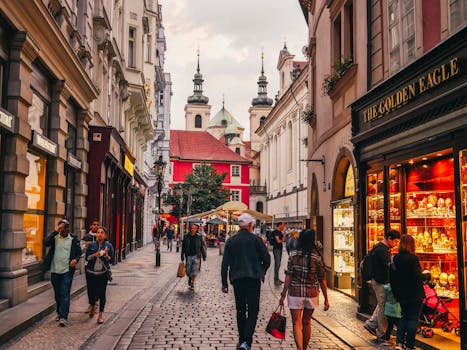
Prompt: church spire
<box><xmin>187</xmin><ymin>49</ymin><xmax>209</xmax><ymax>105</ymax></box>
<box><xmin>252</xmin><ymin>50</ymin><xmax>273</xmax><ymax>107</ymax></box>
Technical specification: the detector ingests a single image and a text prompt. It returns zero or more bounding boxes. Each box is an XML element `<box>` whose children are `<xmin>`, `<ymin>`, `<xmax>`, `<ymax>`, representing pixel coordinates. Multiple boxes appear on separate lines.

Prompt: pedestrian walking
<box><xmin>363</xmin><ymin>229</ymin><xmax>401</xmax><ymax>343</ymax></box>
<box><xmin>85</xmin><ymin>226</ymin><xmax>114</xmax><ymax>324</ymax></box>
<box><xmin>221</xmin><ymin>214</ymin><xmax>270</xmax><ymax>350</ymax></box>
<box><xmin>271</xmin><ymin>221</ymin><xmax>286</xmax><ymax>285</ymax></box>
<box><xmin>390</xmin><ymin>234</ymin><xmax>424</xmax><ymax>350</ymax></box>
<box><xmin>286</xmin><ymin>230</ymin><xmax>299</xmax><ymax>254</ymax></box>
<box><xmin>381</xmin><ymin>283</ymin><xmax>401</xmax><ymax>345</ymax></box>
<box><xmin>166</xmin><ymin>224</ymin><xmax>175</xmax><ymax>252</ymax></box>
<box><xmin>81</xmin><ymin>218</ymin><xmax>99</xmax><ymax>314</ymax></box>
<box><xmin>181</xmin><ymin>223</ymin><xmax>207</xmax><ymax>291</ymax></box>
<box><xmin>43</xmin><ymin>219</ymin><xmax>82</xmax><ymax>327</ymax></box>
<box><xmin>279</xmin><ymin>229</ymin><xmax>329</xmax><ymax>350</ymax></box>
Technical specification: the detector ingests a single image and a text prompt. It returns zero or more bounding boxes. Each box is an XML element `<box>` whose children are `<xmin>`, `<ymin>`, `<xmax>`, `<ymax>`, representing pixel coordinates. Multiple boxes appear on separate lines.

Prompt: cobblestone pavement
<box><xmin>2</xmin><ymin>244</ymin><xmax>381</xmax><ymax>350</ymax></box>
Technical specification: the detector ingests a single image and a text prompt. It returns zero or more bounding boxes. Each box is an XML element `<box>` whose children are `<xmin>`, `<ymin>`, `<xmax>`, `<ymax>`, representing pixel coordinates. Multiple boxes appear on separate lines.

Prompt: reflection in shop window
<box><xmin>23</xmin><ymin>152</ymin><xmax>47</xmax><ymax>264</ymax></box>
<box><xmin>28</xmin><ymin>92</ymin><xmax>49</xmax><ymax>136</ymax></box>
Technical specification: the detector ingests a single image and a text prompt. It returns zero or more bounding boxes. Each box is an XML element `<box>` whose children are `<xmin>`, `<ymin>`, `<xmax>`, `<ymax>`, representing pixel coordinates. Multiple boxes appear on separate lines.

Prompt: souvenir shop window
<box><xmin>460</xmin><ymin>150</ymin><xmax>467</xmax><ymax>305</ymax></box>
<box><xmin>23</xmin><ymin>152</ymin><xmax>47</xmax><ymax>264</ymax></box>
<box><xmin>366</xmin><ymin>171</ymin><xmax>384</xmax><ymax>250</ymax></box>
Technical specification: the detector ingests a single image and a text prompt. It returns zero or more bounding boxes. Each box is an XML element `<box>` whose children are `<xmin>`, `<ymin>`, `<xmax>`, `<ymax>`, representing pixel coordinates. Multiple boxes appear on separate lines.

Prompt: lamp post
<box><xmin>153</xmin><ymin>155</ymin><xmax>166</xmax><ymax>267</ymax></box>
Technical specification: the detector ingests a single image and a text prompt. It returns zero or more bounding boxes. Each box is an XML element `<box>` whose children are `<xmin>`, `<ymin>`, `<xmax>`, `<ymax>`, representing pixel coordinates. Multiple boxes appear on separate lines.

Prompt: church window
<box><xmin>235</xmin><ymin>148</ymin><xmax>240</xmax><ymax>154</ymax></box>
<box><xmin>195</xmin><ymin>115</ymin><xmax>202</xmax><ymax>128</ymax></box>
<box><xmin>221</xmin><ymin>119</ymin><xmax>228</xmax><ymax>126</ymax></box>
<box><xmin>259</xmin><ymin>116</ymin><xmax>266</xmax><ymax>127</ymax></box>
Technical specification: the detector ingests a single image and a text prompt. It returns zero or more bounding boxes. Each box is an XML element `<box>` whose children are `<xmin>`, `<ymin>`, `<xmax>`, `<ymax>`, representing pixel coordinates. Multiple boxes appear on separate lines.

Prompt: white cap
<box><xmin>237</xmin><ymin>213</ymin><xmax>255</xmax><ymax>227</ymax></box>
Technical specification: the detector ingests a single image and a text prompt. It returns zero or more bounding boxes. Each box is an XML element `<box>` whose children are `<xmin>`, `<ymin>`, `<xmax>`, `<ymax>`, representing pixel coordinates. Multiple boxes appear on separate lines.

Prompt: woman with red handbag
<box><xmin>279</xmin><ymin>229</ymin><xmax>329</xmax><ymax>350</ymax></box>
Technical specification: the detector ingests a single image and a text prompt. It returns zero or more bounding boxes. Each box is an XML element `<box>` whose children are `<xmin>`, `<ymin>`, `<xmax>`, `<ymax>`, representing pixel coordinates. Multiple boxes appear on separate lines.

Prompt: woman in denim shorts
<box><xmin>279</xmin><ymin>229</ymin><xmax>330</xmax><ymax>350</ymax></box>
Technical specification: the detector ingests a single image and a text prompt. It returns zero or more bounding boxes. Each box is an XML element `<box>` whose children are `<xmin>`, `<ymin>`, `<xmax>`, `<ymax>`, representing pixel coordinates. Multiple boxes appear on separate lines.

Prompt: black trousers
<box><xmin>233</xmin><ymin>278</ymin><xmax>261</xmax><ymax>345</ymax></box>
<box><xmin>85</xmin><ymin>271</ymin><xmax>92</xmax><ymax>305</ymax></box>
<box><xmin>87</xmin><ymin>273</ymin><xmax>109</xmax><ymax>312</ymax></box>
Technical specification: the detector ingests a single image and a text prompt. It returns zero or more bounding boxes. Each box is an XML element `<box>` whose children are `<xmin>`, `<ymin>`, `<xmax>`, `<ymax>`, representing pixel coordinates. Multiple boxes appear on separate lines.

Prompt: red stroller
<box><xmin>419</xmin><ymin>279</ymin><xmax>460</xmax><ymax>337</ymax></box>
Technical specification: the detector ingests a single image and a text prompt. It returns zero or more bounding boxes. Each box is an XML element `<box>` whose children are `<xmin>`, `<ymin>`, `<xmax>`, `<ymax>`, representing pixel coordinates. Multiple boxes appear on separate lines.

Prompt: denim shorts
<box><xmin>287</xmin><ymin>295</ymin><xmax>319</xmax><ymax>310</ymax></box>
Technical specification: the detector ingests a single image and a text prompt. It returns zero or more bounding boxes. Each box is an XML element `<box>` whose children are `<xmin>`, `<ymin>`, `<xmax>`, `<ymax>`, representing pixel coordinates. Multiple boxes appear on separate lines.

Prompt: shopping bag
<box><xmin>177</xmin><ymin>262</ymin><xmax>186</xmax><ymax>278</ymax></box>
<box><xmin>266</xmin><ymin>305</ymin><xmax>286</xmax><ymax>339</ymax></box>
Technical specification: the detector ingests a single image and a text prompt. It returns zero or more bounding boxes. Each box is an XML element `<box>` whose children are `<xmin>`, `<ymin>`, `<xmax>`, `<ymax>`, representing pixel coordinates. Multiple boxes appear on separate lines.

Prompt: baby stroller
<box><xmin>418</xmin><ymin>272</ymin><xmax>460</xmax><ymax>337</ymax></box>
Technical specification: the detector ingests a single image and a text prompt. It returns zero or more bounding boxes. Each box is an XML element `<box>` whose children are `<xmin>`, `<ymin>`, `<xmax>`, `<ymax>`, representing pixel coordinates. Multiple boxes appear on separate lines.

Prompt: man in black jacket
<box><xmin>221</xmin><ymin>214</ymin><xmax>270</xmax><ymax>350</ymax></box>
<box><xmin>364</xmin><ymin>229</ymin><xmax>401</xmax><ymax>343</ymax></box>
<box><xmin>44</xmin><ymin>219</ymin><xmax>81</xmax><ymax>327</ymax></box>
<box><xmin>181</xmin><ymin>223</ymin><xmax>207</xmax><ymax>291</ymax></box>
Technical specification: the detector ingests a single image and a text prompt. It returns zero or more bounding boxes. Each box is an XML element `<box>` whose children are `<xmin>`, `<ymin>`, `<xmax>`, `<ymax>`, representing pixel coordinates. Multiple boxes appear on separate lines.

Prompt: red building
<box><xmin>170</xmin><ymin>130</ymin><xmax>251</xmax><ymax>206</ymax></box>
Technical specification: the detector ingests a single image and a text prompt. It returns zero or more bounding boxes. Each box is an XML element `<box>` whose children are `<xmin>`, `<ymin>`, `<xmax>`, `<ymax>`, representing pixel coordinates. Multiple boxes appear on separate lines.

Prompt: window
<box><xmin>259</xmin><ymin>116</ymin><xmax>266</xmax><ymax>127</ymax></box>
<box><xmin>388</xmin><ymin>0</ymin><xmax>415</xmax><ymax>73</ymax></box>
<box><xmin>344</xmin><ymin>1</ymin><xmax>354</xmax><ymax>59</ymax></box>
<box><xmin>235</xmin><ymin>148</ymin><xmax>240</xmax><ymax>154</ymax></box>
<box><xmin>449</xmin><ymin>0</ymin><xmax>467</xmax><ymax>33</ymax></box>
<box><xmin>195</xmin><ymin>115</ymin><xmax>202</xmax><ymax>128</ymax></box>
<box><xmin>232</xmin><ymin>165</ymin><xmax>240</xmax><ymax>177</ymax></box>
<box><xmin>230</xmin><ymin>190</ymin><xmax>240</xmax><ymax>202</ymax></box>
<box><xmin>146</xmin><ymin>34</ymin><xmax>152</xmax><ymax>62</ymax></box>
<box><xmin>128</xmin><ymin>27</ymin><xmax>136</xmax><ymax>68</ymax></box>
<box><xmin>333</xmin><ymin>14</ymin><xmax>342</xmax><ymax>63</ymax></box>
<box><xmin>287</xmin><ymin>122</ymin><xmax>293</xmax><ymax>170</ymax></box>
<box><xmin>28</xmin><ymin>91</ymin><xmax>49</xmax><ymax>136</ymax></box>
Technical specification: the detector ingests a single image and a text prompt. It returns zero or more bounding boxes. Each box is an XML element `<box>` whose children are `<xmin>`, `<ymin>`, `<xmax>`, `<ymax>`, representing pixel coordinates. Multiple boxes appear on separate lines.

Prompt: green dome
<box><xmin>209</xmin><ymin>106</ymin><xmax>242</xmax><ymax>128</ymax></box>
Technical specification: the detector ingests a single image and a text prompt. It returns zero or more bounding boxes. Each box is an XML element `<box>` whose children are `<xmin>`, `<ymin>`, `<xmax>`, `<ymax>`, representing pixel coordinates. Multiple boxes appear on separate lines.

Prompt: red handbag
<box><xmin>266</xmin><ymin>305</ymin><xmax>287</xmax><ymax>340</ymax></box>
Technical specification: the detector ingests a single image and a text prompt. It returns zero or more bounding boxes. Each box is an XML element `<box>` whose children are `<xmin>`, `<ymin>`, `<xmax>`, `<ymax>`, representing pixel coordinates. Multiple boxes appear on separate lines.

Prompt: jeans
<box><xmin>366</xmin><ymin>280</ymin><xmax>387</xmax><ymax>338</ymax></box>
<box><xmin>167</xmin><ymin>238</ymin><xmax>173</xmax><ymax>251</ymax></box>
<box><xmin>233</xmin><ymin>278</ymin><xmax>261</xmax><ymax>345</ymax></box>
<box><xmin>51</xmin><ymin>271</ymin><xmax>73</xmax><ymax>320</ymax></box>
<box><xmin>397</xmin><ymin>301</ymin><xmax>422</xmax><ymax>349</ymax></box>
<box><xmin>272</xmin><ymin>247</ymin><xmax>282</xmax><ymax>282</ymax></box>
<box><xmin>87</xmin><ymin>273</ymin><xmax>109</xmax><ymax>312</ymax></box>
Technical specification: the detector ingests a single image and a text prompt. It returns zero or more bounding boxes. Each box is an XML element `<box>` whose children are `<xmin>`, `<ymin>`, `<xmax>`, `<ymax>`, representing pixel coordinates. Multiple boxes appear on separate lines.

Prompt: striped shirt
<box><xmin>286</xmin><ymin>249</ymin><xmax>325</xmax><ymax>297</ymax></box>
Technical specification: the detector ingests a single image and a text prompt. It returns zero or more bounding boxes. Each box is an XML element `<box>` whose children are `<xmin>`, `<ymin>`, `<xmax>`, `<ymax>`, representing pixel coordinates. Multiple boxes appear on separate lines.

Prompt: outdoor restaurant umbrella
<box><xmin>206</xmin><ymin>217</ymin><xmax>226</xmax><ymax>225</ymax></box>
<box><xmin>216</xmin><ymin>201</ymin><xmax>248</xmax><ymax>233</ymax></box>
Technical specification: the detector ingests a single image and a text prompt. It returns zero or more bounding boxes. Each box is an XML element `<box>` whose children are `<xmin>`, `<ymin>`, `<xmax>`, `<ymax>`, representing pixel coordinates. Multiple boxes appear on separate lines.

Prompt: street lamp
<box><xmin>153</xmin><ymin>154</ymin><xmax>166</xmax><ymax>267</ymax></box>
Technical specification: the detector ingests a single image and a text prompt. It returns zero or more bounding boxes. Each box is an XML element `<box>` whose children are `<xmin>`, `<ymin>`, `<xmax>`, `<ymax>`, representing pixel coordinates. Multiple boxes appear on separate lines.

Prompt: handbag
<box><xmin>266</xmin><ymin>305</ymin><xmax>287</xmax><ymax>340</ymax></box>
<box><xmin>105</xmin><ymin>266</ymin><xmax>113</xmax><ymax>282</ymax></box>
<box><xmin>177</xmin><ymin>262</ymin><xmax>186</xmax><ymax>278</ymax></box>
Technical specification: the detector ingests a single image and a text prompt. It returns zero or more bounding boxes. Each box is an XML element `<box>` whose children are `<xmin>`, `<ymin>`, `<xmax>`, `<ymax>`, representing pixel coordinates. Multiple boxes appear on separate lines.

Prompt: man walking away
<box><xmin>271</xmin><ymin>221</ymin><xmax>285</xmax><ymax>285</ymax></box>
<box><xmin>44</xmin><ymin>219</ymin><xmax>82</xmax><ymax>327</ymax></box>
<box><xmin>181</xmin><ymin>223</ymin><xmax>207</xmax><ymax>291</ymax></box>
<box><xmin>221</xmin><ymin>214</ymin><xmax>271</xmax><ymax>350</ymax></box>
<box><xmin>81</xmin><ymin>218</ymin><xmax>99</xmax><ymax>314</ymax></box>
<box><xmin>364</xmin><ymin>229</ymin><xmax>401</xmax><ymax>343</ymax></box>
<box><xmin>166</xmin><ymin>224</ymin><xmax>175</xmax><ymax>252</ymax></box>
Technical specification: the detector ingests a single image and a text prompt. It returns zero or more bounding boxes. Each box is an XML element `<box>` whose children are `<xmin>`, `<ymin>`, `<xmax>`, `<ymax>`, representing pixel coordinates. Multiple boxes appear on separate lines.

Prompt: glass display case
<box><xmin>367</xmin><ymin>172</ymin><xmax>384</xmax><ymax>250</ymax></box>
<box><xmin>406</xmin><ymin>157</ymin><xmax>458</xmax><ymax>299</ymax></box>
<box><xmin>333</xmin><ymin>200</ymin><xmax>354</xmax><ymax>291</ymax></box>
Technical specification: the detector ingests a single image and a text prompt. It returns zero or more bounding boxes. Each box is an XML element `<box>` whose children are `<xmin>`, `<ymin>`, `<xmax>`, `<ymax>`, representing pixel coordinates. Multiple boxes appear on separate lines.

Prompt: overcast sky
<box><xmin>161</xmin><ymin>0</ymin><xmax>308</xmax><ymax>139</ymax></box>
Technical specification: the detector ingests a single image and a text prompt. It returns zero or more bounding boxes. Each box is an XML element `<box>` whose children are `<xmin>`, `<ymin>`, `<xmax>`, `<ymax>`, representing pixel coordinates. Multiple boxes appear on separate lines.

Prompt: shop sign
<box><xmin>363</xmin><ymin>57</ymin><xmax>461</xmax><ymax>123</ymax></box>
<box><xmin>0</xmin><ymin>108</ymin><xmax>15</xmax><ymax>132</ymax></box>
<box><xmin>32</xmin><ymin>131</ymin><xmax>58</xmax><ymax>156</ymax></box>
<box><xmin>124</xmin><ymin>154</ymin><xmax>134</xmax><ymax>176</ymax></box>
<box><xmin>67</xmin><ymin>153</ymin><xmax>82</xmax><ymax>170</ymax></box>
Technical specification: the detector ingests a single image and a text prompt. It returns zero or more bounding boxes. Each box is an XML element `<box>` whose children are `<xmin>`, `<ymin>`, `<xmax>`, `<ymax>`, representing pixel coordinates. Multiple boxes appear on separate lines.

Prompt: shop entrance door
<box><xmin>332</xmin><ymin>199</ymin><xmax>355</xmax><ymax>296</ymax></box>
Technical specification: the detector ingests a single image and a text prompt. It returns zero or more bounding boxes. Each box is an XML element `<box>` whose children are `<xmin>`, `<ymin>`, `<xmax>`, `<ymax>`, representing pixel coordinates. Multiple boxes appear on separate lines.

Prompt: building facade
<box><xmin>350</xmin><ymin>1</ymin><xmax>467</xmax><ymax>347</ymax></box>
<box><xmin>0</xmin><ymin>0</ymin><xmax>98</xmax><ymax>306</ymax></box>
<box><xmin>255</xmin><ymin>47</ymin><xmax>309</xmax><ymax>228</ymax></box>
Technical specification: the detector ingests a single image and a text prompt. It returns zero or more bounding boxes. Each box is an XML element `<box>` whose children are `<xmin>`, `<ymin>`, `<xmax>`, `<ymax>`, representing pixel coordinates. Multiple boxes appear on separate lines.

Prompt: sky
<box><xmin>161</xmin><ymin>0</ymin><xmax>308</xmax><ymax>139</ymax></box>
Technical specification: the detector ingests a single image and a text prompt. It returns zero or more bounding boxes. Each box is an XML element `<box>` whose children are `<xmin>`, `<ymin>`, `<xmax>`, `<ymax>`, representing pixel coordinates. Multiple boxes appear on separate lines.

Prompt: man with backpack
<box><xmin>363</xmin><ymin>229</ymin><xmax>401</xmax><ymax>344</ymax></box>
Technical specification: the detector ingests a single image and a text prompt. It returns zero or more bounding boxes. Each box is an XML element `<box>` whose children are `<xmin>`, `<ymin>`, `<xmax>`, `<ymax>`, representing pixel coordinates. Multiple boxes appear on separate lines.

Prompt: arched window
<box><xmin>259</xmin><ymin>116</ymin><xmax>266</xmax><ymax>127</ymax></box>
<box><xmin>195</xmin><ymin>115</ymin><xmax>202</xmax><ymax>128</ymax></box>
<box><xmin>287</xmin><ymin>122</ymin><xmax>293</xmax><ymax>170</ymax></box>
<box><xmin>256</xmin><ymin>201</ymin><xmax>264</xmax><ymax>213</ymax></box>
<box><xmin>235</xmin><ymin>148</ymin><xmax>240</xmax><ymax>154</ymax></box>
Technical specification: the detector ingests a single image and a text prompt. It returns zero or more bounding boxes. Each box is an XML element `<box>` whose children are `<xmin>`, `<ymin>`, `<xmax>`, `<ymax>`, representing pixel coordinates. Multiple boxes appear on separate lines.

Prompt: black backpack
<box><xmin>360</xmin><ymin>249</ymin><xmax>374</xmax><ymax>282</ymax></box>
<box><xmin>268</xmin><ymin>231</ymin><xmax>277</xmax><ymax>245</ymax></box>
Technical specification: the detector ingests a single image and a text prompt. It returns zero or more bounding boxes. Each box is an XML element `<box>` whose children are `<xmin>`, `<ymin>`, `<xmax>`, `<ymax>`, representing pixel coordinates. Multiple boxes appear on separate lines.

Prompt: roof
<box><xmin>170</xmin><ymin>130</ymin><xmax>250</xmax><ymax>163</ymax></box>
<box><xmin>209</xmin><ymin>106</ymin><xmax>242</xmax><ymax>128</ymax></box>
<box><xmin>293</xmin><ymin>61</ymin><xmax>307</xmax><ymax>71</ymax></box>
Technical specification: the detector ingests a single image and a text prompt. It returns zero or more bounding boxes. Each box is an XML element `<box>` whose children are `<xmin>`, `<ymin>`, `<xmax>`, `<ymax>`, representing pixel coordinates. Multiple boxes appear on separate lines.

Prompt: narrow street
<box><xmin>1</xmin><ymin>244</ymin><xmax>376</xmax><ymax>350</ymax></box>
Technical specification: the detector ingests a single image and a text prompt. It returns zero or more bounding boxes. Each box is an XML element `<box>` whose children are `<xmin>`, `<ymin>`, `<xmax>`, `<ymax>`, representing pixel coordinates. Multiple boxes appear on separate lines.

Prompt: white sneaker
<box><xmin>58</xmin><ymin>318</ymin><xmax>68</xmax><ymax>327</ymax></box>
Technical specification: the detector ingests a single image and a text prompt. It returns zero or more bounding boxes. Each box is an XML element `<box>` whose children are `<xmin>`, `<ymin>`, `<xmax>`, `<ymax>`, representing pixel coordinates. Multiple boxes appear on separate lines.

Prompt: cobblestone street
<box><xmin>2</xmin><ymin>244</ymin><xmax>377</xmax><ymax>350</ymax></box>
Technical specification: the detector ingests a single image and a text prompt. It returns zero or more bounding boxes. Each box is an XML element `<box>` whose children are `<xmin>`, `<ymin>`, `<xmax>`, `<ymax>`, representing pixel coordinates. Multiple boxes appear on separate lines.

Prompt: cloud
<box><xmin>161</xmin><ymin>0</ymin><xmax>308</xmax><ymax>138</ymax></box>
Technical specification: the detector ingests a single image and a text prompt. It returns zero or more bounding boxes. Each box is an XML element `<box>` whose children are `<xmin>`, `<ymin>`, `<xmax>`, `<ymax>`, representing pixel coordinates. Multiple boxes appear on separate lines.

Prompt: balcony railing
<box><xmin>250</xmin><ymin>186</ymin><xmax>266</xmax><ymax>194</ymax></box>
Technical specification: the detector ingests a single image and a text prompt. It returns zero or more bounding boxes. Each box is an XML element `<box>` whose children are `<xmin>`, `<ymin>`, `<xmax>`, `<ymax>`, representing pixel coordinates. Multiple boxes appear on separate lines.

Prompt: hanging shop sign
<box><xmin>67</xmin><ymin>153</ymin><xmax>82</xmax><ymax>170</ymax></box>
<box><xmin>0</xmin><ymin>108</ymin><xmax>15</xmax><ymax>132</ymax></box>
<box><xmin>31</xmin><ymin>131</ymin><xmax>58</xmax><ymax>156</ymax></box>
<box><xmin>363</xmin><ymin>57</ymin><xmax>461</xmax><ymax>123</ymax></box>
<box><xmin>124</xmin><ymin>154</ymin><xmax>134</xmax><ymax>176</ymax></box>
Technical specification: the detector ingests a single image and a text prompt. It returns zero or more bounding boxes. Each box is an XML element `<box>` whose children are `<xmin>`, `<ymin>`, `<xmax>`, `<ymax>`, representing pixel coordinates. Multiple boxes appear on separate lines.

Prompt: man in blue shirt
<box><xmin>44</xmin><ymin>219</ymin><xmax>81</xmax><ymax>327</ymax></box>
